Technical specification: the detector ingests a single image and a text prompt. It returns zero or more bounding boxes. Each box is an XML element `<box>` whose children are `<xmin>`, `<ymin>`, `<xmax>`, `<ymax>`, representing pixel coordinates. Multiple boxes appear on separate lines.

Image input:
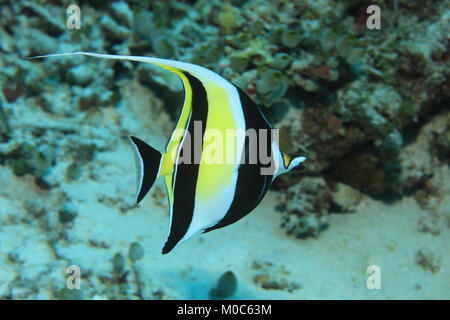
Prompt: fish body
<box><xmin>31</xmin><ymin>52</ymin><xmax>306</xmax><ymax>254</ymax></box>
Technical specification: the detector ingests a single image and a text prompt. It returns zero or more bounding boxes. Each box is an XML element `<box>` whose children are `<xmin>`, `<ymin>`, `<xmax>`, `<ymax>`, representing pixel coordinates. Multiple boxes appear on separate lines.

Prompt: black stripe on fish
<box><xmin>204</xmin><ymin>86</ymin><xmax>273</xmax><ymax>233</ymax></box>
<box><xmin>162</xmin><ymin>72</ymin><xmax>208</xmax><ymax>254</ymax></box>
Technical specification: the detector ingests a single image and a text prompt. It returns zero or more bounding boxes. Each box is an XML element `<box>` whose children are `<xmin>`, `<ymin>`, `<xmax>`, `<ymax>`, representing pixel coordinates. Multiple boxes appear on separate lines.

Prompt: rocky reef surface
<box><xmin>0</xmin><ymin>0</ymin><xmax>448</xmax><ymax>299</ymax></box>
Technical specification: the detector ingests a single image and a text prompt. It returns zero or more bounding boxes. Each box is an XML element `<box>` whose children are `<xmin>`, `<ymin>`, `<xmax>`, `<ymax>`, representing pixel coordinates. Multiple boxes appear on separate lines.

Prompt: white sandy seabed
<box><xmin>0</xmin><ymin>79</ymin><xmax>448</xmax><ymax>300</ymax></box>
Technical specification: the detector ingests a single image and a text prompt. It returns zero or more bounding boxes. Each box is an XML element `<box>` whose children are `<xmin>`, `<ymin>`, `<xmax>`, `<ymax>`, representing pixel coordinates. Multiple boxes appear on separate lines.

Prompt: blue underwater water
<box><xmin>0</xmin><ymin>0</ymin><xmax>449</xmax><ymax>300</ymax></box>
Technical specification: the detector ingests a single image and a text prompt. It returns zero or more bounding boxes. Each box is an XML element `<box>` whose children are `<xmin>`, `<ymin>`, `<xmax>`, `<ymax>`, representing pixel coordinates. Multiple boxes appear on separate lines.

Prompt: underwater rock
<box><xmin>32</xmin><ymin>145</ymin><xmax>55</xmax><ymax>178</ymax></box>
<box><xmin>110</xmin><ymin>1</ymin><xmax>134</xmax><ymax>28</ymax></box>
<box><xmin>0</xmin><ymin>104</ymin><xmax>10</xmax><ymax>142</ymax></box>
<box><xmin>328</xmin><ymin>152</ymin><xmax>401</xmax><ymax>196</ymax></box>
<box><xmin>57</xmin><ymin>287</ymin><xmax>84</xmax><ymax>300</ymax></box>
<box><xmin>221</xmin><ymin>67</ymin><xmax>234</xmax><ymax>79</ymax></box>
<box><xmin>2</xmin><ymin>84</ymin><xmax>23</xmax><ymax>103</ymax></box>
<box><xmin>281</xmin><ymin>29</ymin><xmax>301</xmax><ymax>48</ymax></box>
<box><xmin>4</xmin><ymin>142</ymin><xmax>56</xmax><ymax>180</ymax></box>
<box><xmin>14</xmin><ymin>27</ymin><xmax>58</xmax><ymax>58</ymax></box>
<box><xmin>209</xmin><ymin>270</ymin><xmax>237</xmax><ymax>299</ymax></box>
<box><xmin>128</xmin><ymin>242</ymin><xmax>145</xmax><ymax>262</ymax></box>
<box><xmin>228</xmin><ymin>54</ymin><xmax>249</xmax><ymax>73</ymax></box>
<box><xmin>112</xmin><ymin>252</ymin><xmax>125</xmax><ymax>275</ymax></box>
<box><xmin>100</xmin><ymin>15</ymin><xmax>132</xmax><ymax>40</ymax></box>
<box><xmin>277</xmin><ymin>177</ymin><xmax>332</xmax><ymax>238</ymax></box>
<box><xmin>255</xmin><ymin>69</ymin><xmax>289</xmax><ymax>106</ymax></box>
<box><xmin>66</xmin><ymin>162</ymin><xmax>82</xmax><ymax>181</ymax></box>
<box><xmin>417</xmin><ymin>212</ymin><xmax>442</xmax><ymax>236</ymax></box>
<box><xmin>278</xmin><ymin>107</ymin><xmax>367</xmax><ymax>175</ymax></box>
<box><xmin>151</xmin><ymin>35</ymin><xmax>175</xmax><ymax>59</ymax></box>
<box><xmin>400</xmin><ymin>112</ymin><xmax>449</xmax><ymax>204</ymax></box>
<box><xmin>256</xmin><ymin>69</ymin><xmax>281</xmax><ymax>94</ymax></box>
<box><xmin>8</xmin><ymin>157</ymin><xmax>30</xmax><ymax>177</ymax></box>
<box><xmin>217</xmin><ymin>4</ymin><xmax>242</xmax><ymax>35</ymax></box>
<box><xmin>58</xmin><ymin>203</ymin><xmax>78</xmax><ymax>224</ymax></box>
<box><xmin>133</xmin><ymin>9</ymin><xmax>154</xmax><ymax>40</ymax></box>
<box><xmin>136</xmin><ymin>63</ymin><xmax>184</xmax><ymax>119</ymax></box>
<box><xmin>329</xmin><ymin>182</ymin><xmax>362</xmax><ymax>213</ymax></box>
<box><xmin>68</xmin><ymin>65</ymin><xmax>96</xmax><ymax>86</ymax></box>
<box><xmin>233</xmin><ymin>69</ymin><xmax>258</xmax><ymax>92</ymax></box>
<box><xmin>24</xmin><ymin>199</ymin><xmax>47</xmax><ymax>219</ymax></box>
<box><xmin>73</xmin><ymin>82</ymin><xmax>116</xmax><ymax>110</ymax></box>
<box><xmin>272</xmin><ymin>53</ymin><xmax>292</xmax><ymax>70</ymax></box>
<box><xmin>434</xmin><ymin>130</ymin><xmax>450</xmax><ymax>164</ymax></box>
<box><xmin>269</xmin><ymin>25</ymin><xmax>285</xmax><ymax>45</ymax></box>
<box><xmin>335</xmin><ymin>80</ymin><xmax>400</xmax><ymax>139</ymax></box>
<box><xmin>20</xmin><ymin>1</ymin><xmax>65</xmax><ymax>36</ymax></box>
<box><xmin>249</xmin><ymin>20</ymin><xmax>265</xmax><ymax>35</ymax></box>
<box><xmin>252</xmin><ymin>261</ymin><xmax>301</xmax><ymax>292</ymax></box>
<box><xmin>0</xmin><ymin>26</ymin><xmax>14</xmax><ymax>53</ymax></box>
<box><xmin>415</xmin><ymin>248</ymin><xmax>441</xmax><ymax>273</ymax></box>
<box><xmin>276</xmin><ymin>91</ymin><xmax>405</xmax><ymax>196</ymax></box>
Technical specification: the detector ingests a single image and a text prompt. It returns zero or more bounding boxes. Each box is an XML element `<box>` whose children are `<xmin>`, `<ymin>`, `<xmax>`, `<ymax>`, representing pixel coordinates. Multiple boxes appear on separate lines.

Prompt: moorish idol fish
<box><xmin>30</xmin><ymin>52</ymin><xmax>306</xmax><ymax>254</ymax></box>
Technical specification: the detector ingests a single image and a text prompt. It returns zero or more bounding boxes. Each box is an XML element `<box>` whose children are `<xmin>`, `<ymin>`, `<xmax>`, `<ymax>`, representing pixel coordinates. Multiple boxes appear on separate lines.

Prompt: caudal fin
<box><xmin>129</xmin><ymin>136</ymin><xmax>162</xmax><ymax>203</ymax></box>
